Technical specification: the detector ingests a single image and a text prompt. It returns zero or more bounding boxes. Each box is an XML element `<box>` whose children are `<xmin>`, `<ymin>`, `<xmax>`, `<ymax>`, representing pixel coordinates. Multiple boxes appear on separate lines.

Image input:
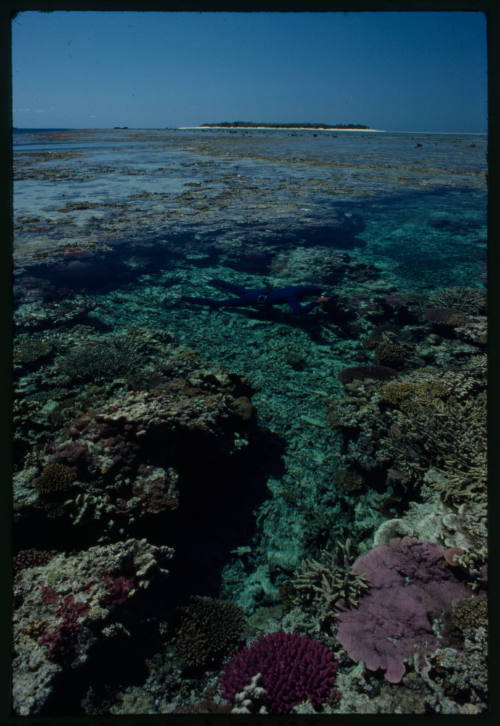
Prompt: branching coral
<box><xmin>219</xmin><ymin>631</ymin><xmax>337</xmax><ymax>714</ymax></box>
<box><xmin>427</xmin><ymin>286</ymin><xmax>486</xmax><ymax>315</ymax></box>
<box><xmin>330</xmin><ymin>358</ymin><xmax>486</xmax><ymax>509</ymax></box>
<box><xmin>379</xmin><ymin>378</ymin><xmax>452</xmax><ymax>413</ymax></box>
<box><xmin>290</xmin><ymin>539</ymin><xmax>369</xmax><ymax>626</ymax></box>
<box><xmin>58</xmin><ymin>333</ymin><xmax>147</xmax><ymax>383</ymax></box>
<box><xmin>383</xmin><ymin>395</ymin><xmax>487</xmax><ymax>505</ymax></box>
<box><xmin>231</xmin><ymin>672</ymin><xmax>269</xmax><ymax>713</ymax></box>
<box><xmin>413</xmin><ymin>626</ymin><xmax>487</xmax><ymax>713</ymax></box>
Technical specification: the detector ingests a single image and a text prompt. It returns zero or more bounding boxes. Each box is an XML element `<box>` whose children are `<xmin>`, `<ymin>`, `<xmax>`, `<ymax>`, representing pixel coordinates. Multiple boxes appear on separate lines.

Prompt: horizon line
<box><xmin>13</xmin><ymin>126</ymin><xmax>488</xmax><ymax>135</ymax></box>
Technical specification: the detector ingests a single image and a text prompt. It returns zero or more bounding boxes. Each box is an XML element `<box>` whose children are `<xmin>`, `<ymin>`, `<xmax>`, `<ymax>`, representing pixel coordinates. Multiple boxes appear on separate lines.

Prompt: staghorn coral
<box><xmin>427</xmin><ymin>286</ymin><xmax>486</xmax><ymax>315</ymax></box>
<box><xmin>384</xmin><ymin>394</ymin><xmax>487</xmax><ymax>505</ymax></box>
<box><xmin>57</xmin><ymin>333</ymin><xmax>147</xmax><ymax>383</ymax></box>
<box><xmin>290</xmin><ymin>539</ymin><xmax>369</xmax><ymax>626</ymax></box>
<box><xmin>174</xmin><ymin>596</ymin><xmax>245</xmax><ymax>671</ymax></box>
<box><xmin>219</xmin><ymin>631</ymin><xmax>337</xmax><ymax>714</ymax></box>
<box><xmin>328</xmin><ymin>353</ymin><xmax>486</xmax><ymax>530</ymax></box>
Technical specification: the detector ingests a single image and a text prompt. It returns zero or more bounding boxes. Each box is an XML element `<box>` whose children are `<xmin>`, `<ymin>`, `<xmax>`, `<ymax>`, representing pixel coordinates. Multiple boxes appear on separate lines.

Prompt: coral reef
<box><xmin>14</xmin><ymin>334</ymin><xmax>54</xmax><ymax>373</ymax></box>
<box><xmin>450</xmin><ymin>594</ymin><xmax>487</xmax><ymax>634</ymax></box>
<box><xmin>173</xmin><ymin>596</ymin><xmax>245</xmax><ymax>670</ymax></box>
<box><xmin>289</xmin><ymin>539</ymin><xmax>369</xmax><ymax>627</ymax></box>
<box><xmin>231</xmin><ymin>672</ymin><xmax>268</xmax><ymax>713</ymax></box>
<box><xmin>12</xmin><ymin>129</ymin><xmax>487</xmax><ymax>716</ymax></box>
<box><xmin>374</xmin><ymin>340</ymin><xmax>408</xmax><ymax>369</ymax></box>
<box><xmin>17</xmin><ymin>361</ymin><xmax>259</xmax><ymax>539</ymax></box>
<box><xmin>14</xmin><ymin>548</ymin><xmax>57</xmax><ymax>572</ymax></box>
<box><xmin>412</xmin><ymin>626</ymin><xmax>487</xmax><ymax>713</ymax></box>
<box><xmin>427</xmin><ymin>286</ymin><xmax>486</xmax><ymax>315</ymax></box>
<box><xmin>329</xmin><ymin>356</ymin><xmax>486</xmax><ymax>517</ymax></box>
<box><xmin>219</xmin><ymin>631</ymin><xmax>337</xmax><ymax>713</ymax></box>
<box><xmin>338</xmin><ymin>364</ymin><xmax>397</xmax><ymax>384</ymax></box>
<box><xmin>335</xmin><ymin>537</ymin><xmax>474</xmax><ymax>683</ymax></box>
<box><xmin>374</xmin><ymin>496</ymin><xmax>487</xmax><ymax>586</ymax></box>
<box><xmin>13</xmin><ymin>538</ymin><xmax>173</xmax><ymax>715</ymax></box>
<box><xmin>33</xmin><ymin>462</ymin><xmax>76</xmax><ymax>497</ymax></box>
<box><xmin>57</xmin><ymin>334</ymin><xmax>146</xmax><ymax>383</ymax></box>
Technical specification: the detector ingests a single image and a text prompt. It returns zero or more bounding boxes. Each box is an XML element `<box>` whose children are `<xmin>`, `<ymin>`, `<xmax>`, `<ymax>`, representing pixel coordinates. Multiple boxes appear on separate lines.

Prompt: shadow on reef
<box><xmin>36</xmin><ymin>591</ymin><xmax>163</xmax><ymax>716</ymax></box>
<box><xmin>13</xmin><ymin>420</ymin><xmax>286</xmax><ymax>716</ymax></box>
<box><xmin>13</xmin><ymin>422</ymin><xmax>285</xmax><ymax>602</ymax></box>
<box><xmin>13</xmin><ymin>214</ymin><xmax>367</xmax><ymax>302</ymax></box>
<box><xmin>167</xmin><ymin>293</ymin><xmax>358</xmax><ymax>342</ymax></box>
<box><xmin>140</xmin><ymin>425</ymin><xmax>286</xmax><ymax>609</ymax></box>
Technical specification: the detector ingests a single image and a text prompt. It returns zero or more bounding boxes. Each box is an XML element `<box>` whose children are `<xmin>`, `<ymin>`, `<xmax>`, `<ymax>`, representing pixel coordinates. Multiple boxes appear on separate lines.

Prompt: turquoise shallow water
<box><xmin>12</xmin><ymin>128</ymin><xmax>487</xmax><ymax>715</ymax></box>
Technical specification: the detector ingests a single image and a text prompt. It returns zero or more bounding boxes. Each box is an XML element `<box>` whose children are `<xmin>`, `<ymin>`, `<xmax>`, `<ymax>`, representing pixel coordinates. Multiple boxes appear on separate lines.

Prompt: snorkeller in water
<box><xmin>179</xmin><ymin>279</ymin><xmax>331</xmax><ymax>315</ymax></box>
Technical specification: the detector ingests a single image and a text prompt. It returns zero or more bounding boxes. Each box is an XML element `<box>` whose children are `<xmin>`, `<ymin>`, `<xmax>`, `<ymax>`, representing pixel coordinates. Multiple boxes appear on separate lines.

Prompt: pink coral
<box><xmin>40</xmin><ymin>594</ymin><xmax>89</xmax><ymax>664</ymax></box>
<box><xmin>219</xmin><ymin>631</ymin><xmax>337</xmax><ymax>713</ymax></box>
<box><xmin>335</xmin><ymin>537</ymin><xmax>474</xmax><ymax>683</ymax></box>
<box><xmin>102</xmin><ymin>570</ymin><xmax>134</xmax><ymax>606</ymax></box>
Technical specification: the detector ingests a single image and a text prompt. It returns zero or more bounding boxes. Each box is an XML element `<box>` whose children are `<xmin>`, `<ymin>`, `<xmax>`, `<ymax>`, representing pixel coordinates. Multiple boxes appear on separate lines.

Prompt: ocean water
<box><xmin>12</xmin><ymin>128</ymin><xmax>487</xmax><ymax>715</ymax></box>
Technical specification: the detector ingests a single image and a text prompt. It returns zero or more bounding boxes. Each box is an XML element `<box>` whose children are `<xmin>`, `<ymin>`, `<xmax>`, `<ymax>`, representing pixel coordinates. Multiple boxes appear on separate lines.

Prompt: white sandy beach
<box><xmin>179</xmin><ymin>126</ymin><xmax>385</xmax><ymax>132</ymax></box>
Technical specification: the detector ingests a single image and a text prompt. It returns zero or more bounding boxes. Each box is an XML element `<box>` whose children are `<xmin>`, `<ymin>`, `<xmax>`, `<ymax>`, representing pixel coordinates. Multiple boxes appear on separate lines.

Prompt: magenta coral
<box><xmin>40</xmin><ymin>594</ymin><xmax>89</xmax><ymax>664</ymax></box>
<box><xmin>335</xmin><ymin>537</ymin><xmax>473</xmax><ymax>683</ymax></box>
<box><xmin>103</xmin><ymin>570</ymin><xmax>135</xmax><ymax>606</ymax></box>
<box><xmin>219</xmin><ymin>631</ymin><xmax>337</xmax><ymax>713</ymax></box>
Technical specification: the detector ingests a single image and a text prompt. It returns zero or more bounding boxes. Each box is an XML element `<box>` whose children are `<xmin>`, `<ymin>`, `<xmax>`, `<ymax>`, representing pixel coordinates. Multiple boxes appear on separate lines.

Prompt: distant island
<box><xmin>200</xmin><ymin>121</ymin><xmax>370</xmax><ymax>130</ymax></box>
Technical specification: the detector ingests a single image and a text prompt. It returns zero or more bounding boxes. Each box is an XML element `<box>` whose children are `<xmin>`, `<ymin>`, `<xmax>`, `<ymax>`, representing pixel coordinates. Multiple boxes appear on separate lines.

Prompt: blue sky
<box><xmin>12</xmin><ymin>11</ymin><xmax>487</xmax><ymax>132</ymax></box>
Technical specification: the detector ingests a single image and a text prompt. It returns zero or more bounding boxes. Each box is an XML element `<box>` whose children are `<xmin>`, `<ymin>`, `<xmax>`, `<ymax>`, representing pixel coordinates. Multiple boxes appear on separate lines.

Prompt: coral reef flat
<box><xmin>12</xmin><ymin>127</ymin><xmax>487</xmax><ymax>715</ymax></box>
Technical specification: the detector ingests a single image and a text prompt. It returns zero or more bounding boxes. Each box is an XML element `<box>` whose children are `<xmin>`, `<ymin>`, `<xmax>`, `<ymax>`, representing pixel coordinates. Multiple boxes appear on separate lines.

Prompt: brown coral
<box><xmin>423</xmin><ymin>308</ymin><xmax>469</xmax><ymax>331</ymax></box>
<box><xmin>374</xmin><ymin>341</ymin><xmax>408</xmax><ymax>369</ymax></box>
<box><xmin>338</xmin><ymin>365</ymin><xmax>397</xmax><ymax>385</ymax></box>
<box><xmin>174</xmin><ymin>596</ymin><xmax>245</xmax><ymax>671</ymax></box>
<box><xmin>334</xmin><ymin>469</ymin><xmax>364</xmax><ymax>494</ymax></box>
<box><xmin>33</xmin><ymin>463</ymin><xmax>76</xmax><ymax>497</ymax></box>
<box><xmin>451</xmin><ymin>595</ymin><xmax>487</xmax><ymax>633</ymax></box>
<box><xmin>380</xmin><ymin>379</ymin><xmax>452</xmax><ymax>413</ymax></box>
